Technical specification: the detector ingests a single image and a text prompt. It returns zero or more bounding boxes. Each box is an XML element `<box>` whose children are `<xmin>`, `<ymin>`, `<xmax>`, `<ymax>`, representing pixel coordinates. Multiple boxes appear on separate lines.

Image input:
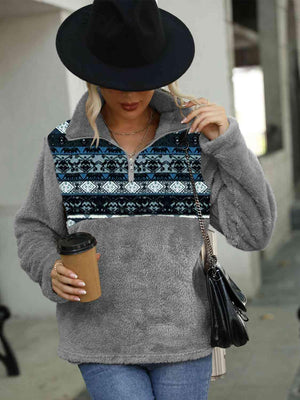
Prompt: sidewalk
<box><xmin>1</xmin><ymin>231</ymin><xmax>300</xmax><ymax>400</ymax></box>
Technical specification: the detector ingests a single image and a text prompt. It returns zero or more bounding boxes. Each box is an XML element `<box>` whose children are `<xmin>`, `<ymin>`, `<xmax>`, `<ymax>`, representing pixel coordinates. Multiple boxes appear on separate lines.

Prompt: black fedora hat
<box><xmin>55</xmin><ymin>0</ymin><xmax>195</xmax><ymax>91</ymax></box>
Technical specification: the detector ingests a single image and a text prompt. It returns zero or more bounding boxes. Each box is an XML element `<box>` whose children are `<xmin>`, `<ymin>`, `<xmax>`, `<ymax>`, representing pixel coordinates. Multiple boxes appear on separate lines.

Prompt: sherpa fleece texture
<box><xmin>14</xmin><ymin>88</ymin><xmax>277</xmax><ymax>365</ymax></box>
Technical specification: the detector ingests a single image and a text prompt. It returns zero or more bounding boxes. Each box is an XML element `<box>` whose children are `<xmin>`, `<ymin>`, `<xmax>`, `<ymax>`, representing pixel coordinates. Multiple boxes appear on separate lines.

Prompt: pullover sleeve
<box><xmin>14</xmin><ymin>136</ymin><xmax>69</xmax><ymax>304</ymax></box>
<box><xmin>199</xmin><ymin>115</ymin><xmax>277</xmax><ymax>251</ymax></box>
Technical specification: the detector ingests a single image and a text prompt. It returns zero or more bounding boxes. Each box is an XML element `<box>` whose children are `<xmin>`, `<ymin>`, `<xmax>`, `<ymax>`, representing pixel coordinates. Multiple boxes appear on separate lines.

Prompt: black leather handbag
<box><xmin>181</xmin><ymin>131</ymin><xmax>250</xmax><ymax>348</ymax></box>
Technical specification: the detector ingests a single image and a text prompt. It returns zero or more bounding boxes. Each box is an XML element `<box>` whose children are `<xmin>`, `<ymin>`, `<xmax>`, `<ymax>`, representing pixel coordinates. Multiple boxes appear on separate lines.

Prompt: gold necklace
<box><xmin>110</xmin><ymin>122</ymin><xmax>151</xmax><ymax>157</ymax></box>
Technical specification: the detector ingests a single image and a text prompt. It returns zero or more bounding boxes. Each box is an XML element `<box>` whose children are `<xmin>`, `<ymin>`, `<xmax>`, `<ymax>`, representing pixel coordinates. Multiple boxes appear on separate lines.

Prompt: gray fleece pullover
<box><xmin>14</xmin><ymin>88</ymin><xmax>277</xmax><ymax>364</ymax></box>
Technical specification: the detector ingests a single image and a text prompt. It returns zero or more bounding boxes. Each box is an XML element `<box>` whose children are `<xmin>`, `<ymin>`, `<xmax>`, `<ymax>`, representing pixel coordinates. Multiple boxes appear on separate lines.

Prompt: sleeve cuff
<box><xmin>41</xmin><ymin>251</ymin><xmax>69</xmax><ymax>304</ymax></box>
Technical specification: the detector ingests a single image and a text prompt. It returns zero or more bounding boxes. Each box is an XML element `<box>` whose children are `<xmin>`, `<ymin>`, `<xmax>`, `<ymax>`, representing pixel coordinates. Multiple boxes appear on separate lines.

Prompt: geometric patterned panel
<box><xmin>47</xmin><ymin>120</ymin><xmax>211</xmax><ymax>229</ymax></box>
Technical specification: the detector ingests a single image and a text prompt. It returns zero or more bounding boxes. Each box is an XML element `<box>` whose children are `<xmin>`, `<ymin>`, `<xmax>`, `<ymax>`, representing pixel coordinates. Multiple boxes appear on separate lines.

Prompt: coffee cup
<box><xmin>57</xmin><ymin>232</ymin><xmax>101</xmax><ymax>302</ymax></box>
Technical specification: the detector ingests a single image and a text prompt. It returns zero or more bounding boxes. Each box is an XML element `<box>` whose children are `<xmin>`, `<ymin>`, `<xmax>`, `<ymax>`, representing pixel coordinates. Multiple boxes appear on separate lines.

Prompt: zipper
<box><xmin>67</xmin><ymin>126</ymin><xmax>191</xmax><ymax>183</ymax></box>
<box><xmin>128</xmin><ymin>155</ymin><xmax>135</xmax><ymax>182</ymax></box>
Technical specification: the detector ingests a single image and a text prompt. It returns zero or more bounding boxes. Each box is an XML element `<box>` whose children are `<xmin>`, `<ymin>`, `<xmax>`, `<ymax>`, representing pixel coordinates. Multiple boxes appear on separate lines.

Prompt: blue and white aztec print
<box><xmin>47</xmin><ymin>120</ymin><xmax>211</xmax><ymax>228</ymax></box>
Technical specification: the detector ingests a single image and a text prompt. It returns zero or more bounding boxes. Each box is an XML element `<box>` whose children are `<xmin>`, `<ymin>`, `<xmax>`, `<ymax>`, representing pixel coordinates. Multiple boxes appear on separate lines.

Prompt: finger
<box><xmin>182</xmin><ymin>106</ymin><xmax>215</xmax><ymax>124</ymax></box>
<box><xmin>55</xmin><ymin>273</ymin><xmax>86</xmax><ymax>288</ymax></box>
<box><xmin>198</xmin><ymin>116</ymin><xmax>218</xmax><ymax>131</ymax></box>
<box><xmin>53</xmin><ymin>279</ymin><xmax>87</xmax><ymax>298</ymax></box>
<box><xmin>51</xmin><ymin>283</ymin><xmax>81</xmax><ymax>302</ymax></box>
<box><xmin>189</xmin><ymin>111</ymin><xmax>217</xmax><ymax>132</ymax></box>
<box><xmin>189</xmin><ymin>111</ymin><xmax>219</xmax><ymax>133</ymax></box>
<box><xmin>54</xmin><ymin>261</ymin><xmax>79</xmax><ymax>279</ymax></box>
<box><xmin>182</xmin><ymin>97</ymin><xmax>209</xmax><ymax>107</ymax></box>
<box><xmin>182</xmin><ymin>101</ymin><xmax>195</xmax><ymax>107</ymax></box>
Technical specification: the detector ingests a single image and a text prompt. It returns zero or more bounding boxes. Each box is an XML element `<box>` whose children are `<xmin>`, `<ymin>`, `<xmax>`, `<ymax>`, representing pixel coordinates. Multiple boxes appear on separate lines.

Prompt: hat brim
<box><xmin>56</xmin><ymin>5</ymin><xmax>195</xmax><ymax>91</ymax></box>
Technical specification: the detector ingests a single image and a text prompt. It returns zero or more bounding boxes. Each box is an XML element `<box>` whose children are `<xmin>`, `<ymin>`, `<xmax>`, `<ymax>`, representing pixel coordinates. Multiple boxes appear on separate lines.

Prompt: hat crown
<box><xmin>55</xmin><ymin>0</ymin><xmax>195</xmax><ymax>90</ymax></box>
<box><xmin>85</xmin><ymin>0</ymin><xmax>167</xmax><ymax>68</ymax></box>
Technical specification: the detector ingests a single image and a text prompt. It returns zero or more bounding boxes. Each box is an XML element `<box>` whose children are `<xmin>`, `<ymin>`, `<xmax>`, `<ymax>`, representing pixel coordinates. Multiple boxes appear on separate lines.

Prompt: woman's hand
<box><xmin>51</xmin><ymin>253</ymin><xmax>101</xmax><ymax>302</ymax></box>
<box><xmin>181</xmin><ymin>98</ymin><xmax>230</xmax><ymax>141</ymax></box>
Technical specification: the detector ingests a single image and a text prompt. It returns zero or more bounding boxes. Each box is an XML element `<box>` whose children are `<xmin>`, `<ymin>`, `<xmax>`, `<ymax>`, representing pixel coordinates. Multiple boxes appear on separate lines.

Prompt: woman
<box><xmin>13</xmin><ymin>1</ymin><xmax>277</xmax><ymax>399</ymax></box>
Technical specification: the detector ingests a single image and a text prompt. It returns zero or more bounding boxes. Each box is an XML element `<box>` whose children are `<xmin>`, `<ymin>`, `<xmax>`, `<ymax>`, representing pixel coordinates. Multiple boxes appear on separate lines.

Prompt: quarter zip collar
<box><xmin>65</xmin><ymin>87</ymin><xmax>193</xmax><ymax>143</ymax></box>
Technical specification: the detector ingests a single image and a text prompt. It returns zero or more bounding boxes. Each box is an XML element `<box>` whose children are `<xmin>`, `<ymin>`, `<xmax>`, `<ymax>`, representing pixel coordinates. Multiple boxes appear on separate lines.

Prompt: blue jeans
<box><xmin>77</xmin><ymin>352</ymin><xmax>213</xmax><ymax>400</ymax></box>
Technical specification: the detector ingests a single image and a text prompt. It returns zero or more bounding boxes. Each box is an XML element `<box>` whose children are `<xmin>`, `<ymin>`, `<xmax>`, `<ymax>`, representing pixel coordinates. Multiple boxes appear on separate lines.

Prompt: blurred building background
<box><xmin>1</xmin><ymin>1</ymin><xmax>300</xmax><ymax>399</ymax></box>
<box><xmin>0</xmin><ymin>0</ymin><xmax>299</xmax><ymax>317</ymax></box>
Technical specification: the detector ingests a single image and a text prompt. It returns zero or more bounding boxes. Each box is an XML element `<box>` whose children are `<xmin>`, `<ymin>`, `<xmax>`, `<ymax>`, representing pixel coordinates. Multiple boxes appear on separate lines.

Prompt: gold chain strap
<box><xmin>182</xmin><ymin>135</ymin><xmax>218</xmax><ymax>273</ymax></box>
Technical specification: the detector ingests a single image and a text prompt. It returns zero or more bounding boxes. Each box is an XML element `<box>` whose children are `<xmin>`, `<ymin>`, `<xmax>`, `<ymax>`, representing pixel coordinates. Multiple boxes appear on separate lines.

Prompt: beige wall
<box><xmin>0</xmin><ymin>11</ymin><xmax>70</xmax><ymax>315</ymax></box>
<box><xmin>35</xmin><ymin>0</ymin><xmax>90</xmax><ymax>11</ymax></box>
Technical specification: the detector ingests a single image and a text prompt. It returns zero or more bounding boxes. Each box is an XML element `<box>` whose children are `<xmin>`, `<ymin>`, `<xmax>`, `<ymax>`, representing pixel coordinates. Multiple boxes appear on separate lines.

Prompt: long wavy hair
<box><xmin>85</xmin><ymin>80</ymin><xmax>202</xmax><ymax>148</ymax></box>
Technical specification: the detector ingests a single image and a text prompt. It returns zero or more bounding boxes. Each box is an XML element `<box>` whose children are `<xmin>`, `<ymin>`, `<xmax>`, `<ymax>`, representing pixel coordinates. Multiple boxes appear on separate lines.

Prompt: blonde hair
<box><xmin>85</xmin><ymin>80</ymin><xmax>202</xmax><ymax>148</ymax></box>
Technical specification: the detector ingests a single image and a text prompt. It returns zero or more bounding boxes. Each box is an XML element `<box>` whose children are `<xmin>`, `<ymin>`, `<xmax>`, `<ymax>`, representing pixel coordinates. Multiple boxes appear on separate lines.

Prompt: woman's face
<box><xmin>99</xmin><ymin>86</ymin><xmax>155</xmax><ymax>119</ymax></box>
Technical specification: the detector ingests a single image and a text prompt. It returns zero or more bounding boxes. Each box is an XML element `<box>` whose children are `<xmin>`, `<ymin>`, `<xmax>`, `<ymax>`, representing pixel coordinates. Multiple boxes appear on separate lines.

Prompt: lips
<box><xmin>120</xmin><ymin>102</ymin><xmax>139</xmax><ymax>111</ymax></box>
<box><xmin>121</xmin><ymin>102</ymin><xmax>139</xmax><ymax>106</ymax></box>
